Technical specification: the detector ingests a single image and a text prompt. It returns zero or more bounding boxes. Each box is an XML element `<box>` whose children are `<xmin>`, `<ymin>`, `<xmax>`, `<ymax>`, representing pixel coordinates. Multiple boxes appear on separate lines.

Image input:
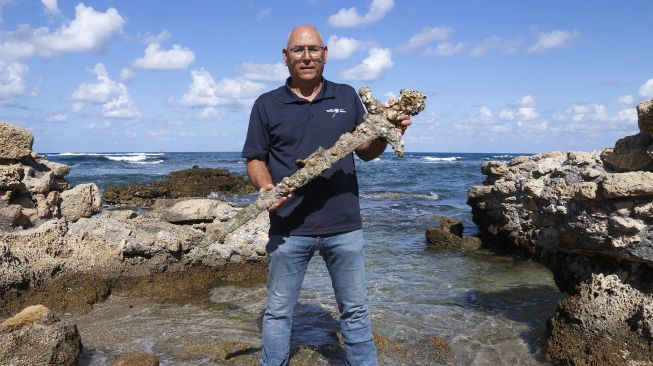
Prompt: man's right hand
<box><xmin>262</xmin><ymin>184</ymin><xmax>292</xmax><ymax>212</ymax></box>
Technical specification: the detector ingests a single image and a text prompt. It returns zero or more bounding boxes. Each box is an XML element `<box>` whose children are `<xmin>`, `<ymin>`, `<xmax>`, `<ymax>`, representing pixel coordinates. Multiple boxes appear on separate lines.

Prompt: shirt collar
<box><xmin>280</xmin><ymin>77</ymin><xmax>335</xmax><ymax>104</ymax></box>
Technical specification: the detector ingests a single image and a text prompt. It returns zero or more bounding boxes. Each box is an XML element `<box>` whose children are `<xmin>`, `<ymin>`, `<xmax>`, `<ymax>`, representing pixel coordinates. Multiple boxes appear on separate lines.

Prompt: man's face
<box><xmin>283</xmin><ymin>27</ymin><xmax>328</xmax><ymax>84</ymax></box>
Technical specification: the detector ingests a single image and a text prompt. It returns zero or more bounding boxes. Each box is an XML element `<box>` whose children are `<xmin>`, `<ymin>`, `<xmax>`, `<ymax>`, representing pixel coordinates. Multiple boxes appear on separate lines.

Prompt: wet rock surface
<box><xmin>467</xmin><ymin>98</ymin><xmax>653</xmax><ymax>364</ymax></box>
<box><xmin>103</xmin><ymin>165</ymin><xmax>255</xmax><ymax>206</ymax></box>
<box><xmin>0</xmin><ymin>305</ymin><xmax>82</xmax><ymax>366</ymax></box>
<box><xmin>425</xmin><ymin>216</ymin><xmax>482</xmax><ymax>250</ymax></box>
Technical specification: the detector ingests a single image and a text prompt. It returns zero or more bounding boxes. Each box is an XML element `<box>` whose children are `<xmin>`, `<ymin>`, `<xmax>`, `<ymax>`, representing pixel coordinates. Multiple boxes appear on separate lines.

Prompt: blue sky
<box><xmin>1</xmin><ymin>0</ymin><xmax>652</xmax><ymax>153</ymax></box>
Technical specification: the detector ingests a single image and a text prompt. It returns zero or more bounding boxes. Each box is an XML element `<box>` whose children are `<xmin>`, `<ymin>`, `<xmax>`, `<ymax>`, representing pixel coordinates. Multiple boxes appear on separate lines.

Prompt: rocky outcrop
<box><xmin>425</xmin><ymin>217</ymin><xmax>482</xmax><ymax>250</ymax></box>
<box><xmin>467</xmin><ymin>98</ymin><xmax>653</xmax><ymax>364</ymax></box>
<box><xmin>59</xmin><ymin>183</ymin><xmax>101</xmax><ymax>222</ymax></box>
<box><xmin>0</xmin><ymin>305</ymin><xmax>82</xmax><ymax>365</ymax></box>
<box><xmin>0</xmin><ymin>121</ymin><xmax>269</xmax><ymax>319</ymax></box>
<box><xmin>0</xmin><ymin>122</ymin><xmax>33</xmax><ymax>161</ymax></box>
<box><xmin>0</xmin><ymin>122</ymin><xmax>100</xmax><ymax>230</ymax></box>
<box><xmin>103</xmin><ymin>165</ymin><xmax>255</xmax><ymax>206</ymax></box>
<box><xmin>0</xmin><ymin>203</ymin><xmax>269</xmax><ymax>313</ymax></box>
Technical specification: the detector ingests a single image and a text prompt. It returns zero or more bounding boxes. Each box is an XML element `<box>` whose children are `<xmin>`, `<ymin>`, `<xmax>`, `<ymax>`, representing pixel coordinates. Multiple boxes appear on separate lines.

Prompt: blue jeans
<box><xmin>261</xmin><ymin>229</ymin><xmax>377</xmax><ymax>366</ymax></box>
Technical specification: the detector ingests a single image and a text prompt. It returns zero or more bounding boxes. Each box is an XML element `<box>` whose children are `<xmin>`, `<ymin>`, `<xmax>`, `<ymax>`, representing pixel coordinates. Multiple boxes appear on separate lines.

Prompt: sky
<box><xmin>1</xmin><ymin>0</ymin><xmax>652</xmax><ymax>153</ymax></box>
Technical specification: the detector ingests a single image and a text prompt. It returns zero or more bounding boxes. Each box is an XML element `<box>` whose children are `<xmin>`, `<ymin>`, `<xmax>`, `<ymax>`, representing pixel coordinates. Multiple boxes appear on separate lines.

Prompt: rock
<box><xmin>21</xmin><ymin>168</ymin><xmax>54</xmax><ymax>195</ymax></box>
<box><xmin>59</xmin><ymin>183</ymin><xmax>101</xmax><ymax>222</ymax></box>
<box><xmin>35</xmin><ymin>159</ymin><xmax>70</xmax><ymax>178</ymax></box>
<box><xmin>637</xmin><ymin>99</ymin><xmax>653</xmax><ymax>137</ymax></box>
<box><xmin>169</xmin><ymin>166</ymin><xmax>254</xmax><ymax>198</ymax></box>
<box><xmin>151</xmin><ymin>198</ymin><xmax>236</xmax><ymax>224</ymax></box>
<box><xmin>601</xmin><ymin>133</ymin><xmax>652</xmax><ymax>171</ymax></box>
<box><xmin>0</xmin><ymin>204</ymin><xmax>27</xmax><ymax>230</ymax></box>
<box><xmin>104</xmin><ymin>166</ymin><xmax>255</xmax><ymax>206</ymax></box>
<box><xmin>0</xmin><ymin>304</ymin><xmax>82</xmax><ymax>366</ymax></box>
<box><xmin>0</xmin><ymin>121</ymin><xmax>33</xmax><ymax>161</ymax></box>
<box><xmin>0</xmin><ymin>165</ymin><xmax>23</xmax><ymax>190</ymax></box>
<box><xmin>113</xmin><ymin>352</ymin><xmax>159</xmax><ymax>366</ymax></box>
<box><xmin>600</xmin><ymin>172</ymin><xmax>653</xmax><ymax>198</ymax></box>
<box><xmin>425</xmin><ymin>217</ymin><xmax>482</xmax><ymax>250</ymax></box>
<box><xmin>104</xmin><ymin>181</ymin><xmax>170</xmax><ymax>207</ymax></box>
<box><xmin>100</xmin><ymin>209</ymin><xmax>138</xmax><ymax>221</ymax></box>
<box><xmin>547</xmin><ymin>274</ymin><xmax>653</xmax><ymax>365</ymax></box>
<box><xmin>1</xmin><ymin>304</ymin><xmax>51</xmax><ymax>330</ymax></box>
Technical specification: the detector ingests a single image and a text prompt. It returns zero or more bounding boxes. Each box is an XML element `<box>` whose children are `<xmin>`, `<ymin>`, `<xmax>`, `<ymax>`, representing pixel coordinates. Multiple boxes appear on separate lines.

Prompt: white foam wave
<box><xmin>363</xmin><ymin>191</ymin><xmax>439</xmax><ymax>201</ymax></box>
<box><xmin>106</xmin><ymin>154</ymin><xmax>148</xmax><ymax>162</ymax></box>
<box><xmin>423</xmin><ymin>156</ymin><xmax>460</xmax><ymax>162</ymax></box>
<box><xmin>54</xmin><ymin>152</ymin><xmax>165</xmax><ymax>157</ymax></box>
<box><xmin>131</xmin><ymin>160</ymin><xmax>164</xmax><ymax>165</ymax></box>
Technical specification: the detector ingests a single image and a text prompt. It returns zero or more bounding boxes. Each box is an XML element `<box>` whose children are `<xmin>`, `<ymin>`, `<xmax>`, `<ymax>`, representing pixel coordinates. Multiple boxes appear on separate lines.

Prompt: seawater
<box><xmin>48</xmin><ymin>152</ymin><xmax>563</xmax><ymax>365</ymax></box>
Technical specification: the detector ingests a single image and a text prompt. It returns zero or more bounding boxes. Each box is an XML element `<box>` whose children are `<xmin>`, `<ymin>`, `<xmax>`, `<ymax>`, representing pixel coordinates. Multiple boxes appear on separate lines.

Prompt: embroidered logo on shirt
<box><xmin>325</xmin><ymin>108</ymin><xmax>347</xmax><ymax>118</ymax></box>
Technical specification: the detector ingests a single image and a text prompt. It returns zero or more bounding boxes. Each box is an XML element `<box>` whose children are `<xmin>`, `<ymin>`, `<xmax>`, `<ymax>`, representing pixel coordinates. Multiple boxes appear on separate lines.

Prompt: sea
<box><xmin>46</xmin><ymin>151</ymin><xmax>563</xmax><ymax>365</ymax></box>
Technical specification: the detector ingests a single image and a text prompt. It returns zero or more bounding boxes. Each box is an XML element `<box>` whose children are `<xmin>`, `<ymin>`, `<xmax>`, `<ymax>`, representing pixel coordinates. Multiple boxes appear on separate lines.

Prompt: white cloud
<box><xmin>528</xmin><ymin>30</ymin><xmax>579</xmax><ymax>53</ymax></box>
<box><xmin>424</xmin><ymin>42</ymin><xmax>466</xmax><ymax>57</ymax></box>
<box><xmin>240</xmin><ymin>62</ymin><xmax>288</xmax><ymax>82</ymax></box>
<box><xmin>199</xmin><ymin>107</ymin><xmax>226</xmax><ymax>120</ymax></box>
<box><xmin>499</xmin><ymin>95</ymin><xmax>539</xmax><ymax>121</ymax></box>
<box><xmin>618</xmin><ymin>95</ymin><xmax>634</xmax><ymax>105</ymax></box>
<box><xmin>132</xmin><ymin>43</ymin><xmax>195</xmax><ymax>70</ymax></box>
<box><xmin>639</xmin><ymin>79</ymin><xmax>653</xmax><ymax>98</ymax></box>
<box><xmin>120</xmin><ymin>67</ymin><xmax>135</xmax><ymax>83</ymax></box>
<box><xmin>102</xmin><ymin>85</ymin><xmax>141</xmax><ymax>119</ymax></box>
<box><xmin>328</xmin><ymin>0</ymin><xmax>393</xmax><ymax>27</ymax></box>
<box><xmin>0</xmin><ymin>3</ymin><xmax>125</xmax><ymax>61</ymax></box>
<box><xmin>0</xmin><ymin>62</ymin><xmax>37</xmax><ymax>102</ymax></box>
<box><xmin>47</xmin><ymin>113</ymin><xmax>67</xmax><ymax>122</ymax></box>
<box><xmin>41</xmin><ymin>0</ymin><xmax>60</xmax><ymax>16</ymax></box>
<box><xmin>71</xmin><ymin>63</ymin><xmax>141</xmax><ymax>119</ymax></box>
<box><xmin>256</xmin><ymin>8</ymin><xmax>271</xmax><ymax>20</ymax></box>
<box><xmin>397</xmin><ymin>26</ymin><xmax>452</xmax><ymax>52</ymax></box>
<box><xmin>341</xmin><ymin>47</ymin><xmax>393</xmax><ymax>81</ymax></box>
<box><xmin>479</xmin><ymin>106</ymin><xmax>494</xmax><ymax>120</ymax></box>
<box><xmin>327</xmin><ymin>35</ymin><xmax>360</xmax><ymax>60</ymax></box>
<box><xmin>180</xmin><ymin>68</ymin><xmax>266</xmax><ymax>108</ymax></box>
<box><xmin>617</xmin><ymin>108</ymin><xmax>637</xmax><ymax>124</ymax></box>
<box><xmin>470</xmin><ymin>36</ymin><xmax>524</xmax><ymax>57</ymax></box>
<box><xmin>143</xmin><ymin>29</ymin><xmax>171</xmax><ymax>44</ymax></box>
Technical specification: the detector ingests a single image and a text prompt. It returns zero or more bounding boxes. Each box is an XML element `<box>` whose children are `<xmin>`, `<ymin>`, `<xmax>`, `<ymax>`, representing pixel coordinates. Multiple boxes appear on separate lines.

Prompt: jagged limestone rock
<box><xmin>209</xmin><ymin>87</ymin><xmax>427</xmax><ymax>241</ymax></box>
<box><xmin>0</xmin><ymin>122</ymin><xmax>33</xmax><ymax>161</ymax></box>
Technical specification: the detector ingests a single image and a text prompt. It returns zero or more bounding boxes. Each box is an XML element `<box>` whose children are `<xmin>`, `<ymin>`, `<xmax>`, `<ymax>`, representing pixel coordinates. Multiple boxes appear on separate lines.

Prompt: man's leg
<box><xmin>261</xmin><ymin>234</ymin><xmax>315</xmax><ymax>366</ymax></box>
<box><xmin>321</xmin><ymin>229</ymin><xmax>378</xmax><ymax>366</ymax></box>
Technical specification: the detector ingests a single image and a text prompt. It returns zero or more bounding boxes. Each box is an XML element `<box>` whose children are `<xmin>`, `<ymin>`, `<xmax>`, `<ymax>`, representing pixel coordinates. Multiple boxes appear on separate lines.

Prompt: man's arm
<box><xmin>246</xmin><ymin>158</ymin><xmax>290</xmax><ymax>211</ymax></box>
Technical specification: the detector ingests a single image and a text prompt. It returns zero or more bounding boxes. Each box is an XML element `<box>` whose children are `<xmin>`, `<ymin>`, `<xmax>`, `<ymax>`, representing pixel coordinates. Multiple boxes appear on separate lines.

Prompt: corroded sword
<box><xmin>210</xmin><ymin>87</ymin><xmax>427</xmax><ymax>241</ymax></box>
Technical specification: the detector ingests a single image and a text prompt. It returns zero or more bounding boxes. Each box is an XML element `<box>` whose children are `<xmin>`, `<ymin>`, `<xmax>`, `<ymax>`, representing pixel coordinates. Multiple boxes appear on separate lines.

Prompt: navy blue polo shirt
<box><xmin>242</xmin><ymin>77</ymin><xmax>366</xmax><ymax>236</ymax></box>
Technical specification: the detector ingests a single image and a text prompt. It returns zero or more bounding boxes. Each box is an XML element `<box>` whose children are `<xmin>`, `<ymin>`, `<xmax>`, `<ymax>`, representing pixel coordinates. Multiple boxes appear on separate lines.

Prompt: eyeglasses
<box><xmin>287</xmin><ymin>45</ymin><xmax>325</xmax><ymax>58</ymax></box>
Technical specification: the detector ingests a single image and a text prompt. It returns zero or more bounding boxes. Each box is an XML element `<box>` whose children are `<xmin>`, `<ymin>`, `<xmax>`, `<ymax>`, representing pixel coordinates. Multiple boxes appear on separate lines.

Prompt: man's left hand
<box><xmin>395</xmin><ymin>114</ymin><xmax>411</xmax><ymax>135</ymax></box>
<box><xmin>387</xmin><ymin>98</ymin><xmax>412</xmax><ymax>135</ymax></box>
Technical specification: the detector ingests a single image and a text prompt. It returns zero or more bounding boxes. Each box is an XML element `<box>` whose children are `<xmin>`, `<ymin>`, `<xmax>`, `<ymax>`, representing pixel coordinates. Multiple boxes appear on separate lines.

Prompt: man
<box><xmin>242</xmin><ymin>24</ymin><xmax>410</xmax><ymax>366</ymax></box>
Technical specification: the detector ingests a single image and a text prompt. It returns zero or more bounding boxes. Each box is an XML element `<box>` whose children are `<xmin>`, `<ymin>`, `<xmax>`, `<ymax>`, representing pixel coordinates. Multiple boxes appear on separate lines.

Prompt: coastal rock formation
<box><xmin>0</xmin><ymin>121</ymin><xmax>269</xmax><ymax>318</ymax></box>
<box><xmin>0</xmin><ymin>304</ymin><xmax>82</xmax><ymax>365</ymax></box>
<box><xmin>0</xmin><ymin>122</ymin><xmax>100</xmax><ymax>230</ymax></box>
<box><xmin>103</xmin><ymin>165</ymin><xmax>255</xmax><ymax>206</ymax></box>
<box><xmin>0</xmin><ymin>121</ymin><xmax>33</xmax><ymax>160</ymax></box>
<box><xmin>425</xmin><ymin>217</ymin><xmax>482</xmax><ymax>250</ymax></box>
<box><xmin>467</xmin><ymin>98</ymin><xmax>653</xmax><ymax>364</ymax></box>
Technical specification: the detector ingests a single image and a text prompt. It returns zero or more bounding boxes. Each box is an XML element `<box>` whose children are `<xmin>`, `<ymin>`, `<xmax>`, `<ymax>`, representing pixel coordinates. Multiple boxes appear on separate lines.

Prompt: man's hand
<box><xmin>262</xmin><ymin>183</ymin><xmax>292</xmax><ymax>212</ymax></box>
<box><xmin>388</xmin><ymin>98</ymin><xmax>412</xmax><ymax>135</ymax></box>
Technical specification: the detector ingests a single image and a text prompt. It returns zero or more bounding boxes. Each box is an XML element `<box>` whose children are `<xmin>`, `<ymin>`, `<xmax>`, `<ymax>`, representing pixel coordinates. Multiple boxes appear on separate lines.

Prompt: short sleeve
<box><xmin>353</xmin><ymin>88</ymin><xmax>366</xmax><ymax>127</ymax></box>
<box><xmin>242</xmin><ymin>98</ymin><xmax>270</xmax><ymax>160</ymax></box>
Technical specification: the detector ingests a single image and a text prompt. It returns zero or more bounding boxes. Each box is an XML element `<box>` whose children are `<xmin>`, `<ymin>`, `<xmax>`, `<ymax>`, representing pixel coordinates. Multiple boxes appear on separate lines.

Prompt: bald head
<box><xmin>287</xmin><ymin>24</ymin><xmax>324</xmax><ymax>48</ymax></box>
